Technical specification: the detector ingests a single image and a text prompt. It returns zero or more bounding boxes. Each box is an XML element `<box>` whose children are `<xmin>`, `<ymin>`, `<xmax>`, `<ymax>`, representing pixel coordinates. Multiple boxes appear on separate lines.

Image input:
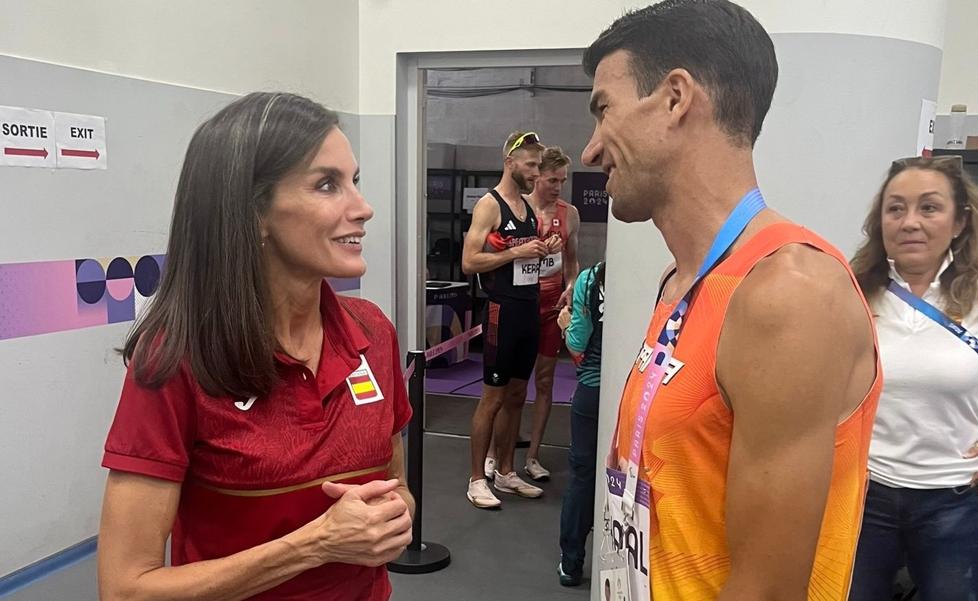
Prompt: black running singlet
<box><xmin>479</xmin><ymin>189</ymin><xmax>540</xmax><ymax>302</ymax></box>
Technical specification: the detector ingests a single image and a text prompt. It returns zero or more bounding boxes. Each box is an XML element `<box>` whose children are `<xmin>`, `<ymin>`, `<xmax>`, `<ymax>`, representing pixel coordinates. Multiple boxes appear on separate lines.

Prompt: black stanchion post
<box><xmin>388</xmin><ymin>350</ymin><xmax>451</xmax><ymax>574</ymax></box>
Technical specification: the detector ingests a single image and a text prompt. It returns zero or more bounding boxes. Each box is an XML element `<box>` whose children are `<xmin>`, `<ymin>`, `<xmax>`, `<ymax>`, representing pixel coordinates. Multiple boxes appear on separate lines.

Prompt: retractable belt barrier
<box><xmin>389</xmin><ymin>324</ymin><xmax>481</xmax><ymax>574</ymax></box>
<box><xmin>402</xmin><ymin>324</ymin><xmax>482</xmax><ymax>382</ymax></box>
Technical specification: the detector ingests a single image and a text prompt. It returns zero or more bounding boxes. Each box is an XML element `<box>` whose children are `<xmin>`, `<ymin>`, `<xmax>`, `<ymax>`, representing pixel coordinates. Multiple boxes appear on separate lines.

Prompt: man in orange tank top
<box><xmin>524</xmin><ymin>146</ymin><xmax>580</xmax><ymax>480</ymax></box>
<box><xmin>581</xmin><ymin>2</ymin><xmax>881</xmax><ymax>600</ymax></box>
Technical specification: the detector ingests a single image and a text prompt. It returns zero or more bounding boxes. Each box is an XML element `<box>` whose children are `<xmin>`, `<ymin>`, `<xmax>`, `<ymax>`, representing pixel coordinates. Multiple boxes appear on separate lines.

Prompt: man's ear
<box><xmin>661</xmin><ymin>68</ymin><xmax>696</xmax><ymax>123</ymax></box>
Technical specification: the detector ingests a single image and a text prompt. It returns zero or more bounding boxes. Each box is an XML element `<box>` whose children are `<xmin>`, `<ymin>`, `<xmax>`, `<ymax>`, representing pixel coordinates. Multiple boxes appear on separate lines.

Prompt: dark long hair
<box><xmin>123</xmin><ymin>92</ymin><xmax>340</xmax><ymax>398</ymax></box>
<box><xmin>851</xmin><ymin>156</ymin><xmax>978</xmax><ymax>321</ymax></box>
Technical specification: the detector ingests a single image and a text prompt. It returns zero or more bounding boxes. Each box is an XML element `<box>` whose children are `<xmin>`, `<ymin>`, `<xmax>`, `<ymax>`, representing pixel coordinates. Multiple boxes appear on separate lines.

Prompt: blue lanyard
<box><xmin>697</xmin><ymin>188</ymin><xmax>767</xmax><ymax>279</ymax></box>
<box><xmin>657</xmin><ymin>187</ymin><xmax>767</xmax><ymax>348</ymax></box>
<box><xmin>887</xmin><ymin>280</ymin><xmax>978</xmax><ymax>355</ymax></box>
<box><xmin>618</xmin><ymin>187</ymin><xmax>766</xmax><ymax>518</ymax></box>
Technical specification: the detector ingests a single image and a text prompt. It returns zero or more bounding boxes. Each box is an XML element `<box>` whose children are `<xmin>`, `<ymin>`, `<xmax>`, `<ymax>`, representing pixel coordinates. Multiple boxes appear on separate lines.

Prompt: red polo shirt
<box><xmin>102</xmin><ymin>281</ymin><xmax>412</xmax><ymax>601</ymax></box>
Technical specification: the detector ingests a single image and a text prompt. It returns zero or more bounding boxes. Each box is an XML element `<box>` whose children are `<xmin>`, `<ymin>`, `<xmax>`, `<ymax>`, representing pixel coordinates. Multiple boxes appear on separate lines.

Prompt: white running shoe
<box><xmin>484</xmin><ymin>456</ymin><xmax>496</xmax><ymax>480</ymax></box>
<box><xmin>467</xmin><ymin>478</ymin><xmax>502</xmax><ymax>509</ymax></box>
<box><xmin>524</xmin><ymin>458</ymin><xmax>551</xmax><ymax>481</ymax></box>
<box><xmin>493</xmin><ymin>470</ymin><xmax>543</xmax><ymax>498</ymax></box>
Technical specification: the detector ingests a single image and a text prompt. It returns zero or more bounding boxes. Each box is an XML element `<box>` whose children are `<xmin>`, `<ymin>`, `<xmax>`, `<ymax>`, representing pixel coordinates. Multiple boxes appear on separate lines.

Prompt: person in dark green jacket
<box><xmin>556</xmin><ymin>261</ymin><xmax>604</xmax><ymax>586</ymax></box>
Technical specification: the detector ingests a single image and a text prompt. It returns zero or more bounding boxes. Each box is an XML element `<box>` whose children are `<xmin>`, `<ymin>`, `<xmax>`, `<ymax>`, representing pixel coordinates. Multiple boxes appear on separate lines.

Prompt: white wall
<box><xmin>358</xmin><ymin>0</ymin><xmax>641</xmax><ymax>115</ymax></box>
<box><xmin>938</xmin><ymin>0</ymin><xmax>978</xmax><ymax>114</ymax></box>
<box><xmin>0</xmin><ymin>0</ymin><xmax>359</xmax><ymax>113</ymax></box>
<box><xmin>0</xmin><ymin>0</ymin><xmax>362</xmax><ymax>579</ymax></box>
<box><xmin>360</xmin><ymin>0</ymin><xmax>946</xmax><ymax>115</ymax></box>
<box><xmin>0</xmin><ymin>0</ymin><xmax>409</xmax><ymax>316</ymax></box>
<box><xmin>0</xmin><ymin>56</ymin><xmax>239</xmax><ymax>578</ymax></box>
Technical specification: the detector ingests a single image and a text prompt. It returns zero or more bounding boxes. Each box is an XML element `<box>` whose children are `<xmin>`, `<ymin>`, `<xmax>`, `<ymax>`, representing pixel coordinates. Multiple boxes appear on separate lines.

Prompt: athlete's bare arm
<box><xmin>461</xmin><ymin>194</ymin><xmax>548</xmax><ymax>275</ymax></box>
<box><xmin>715</xmin><ymin>246</ymin><xmax>875</xmax><ymax>601</ymax></box>
<box><xmin>557</xmin><ymin>205</ymin><xmax>582</xmax><ymax>309</ymax></box>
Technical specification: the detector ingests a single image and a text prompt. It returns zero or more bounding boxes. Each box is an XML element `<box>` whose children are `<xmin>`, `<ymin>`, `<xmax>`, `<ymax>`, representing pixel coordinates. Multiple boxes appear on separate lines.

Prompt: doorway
<box><xmin>395</xmin><ymin>50</ymin><xmax>609</xmax><ymax>442</ymax></box>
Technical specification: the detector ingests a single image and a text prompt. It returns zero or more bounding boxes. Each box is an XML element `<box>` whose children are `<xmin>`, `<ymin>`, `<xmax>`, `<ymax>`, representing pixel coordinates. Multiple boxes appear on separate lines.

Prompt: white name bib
<box><xmin>513</xmin><ymin>257</ymin><xmax>540</xmax><ymax>286</ymax></box>
<box><xmin>539</xmin><ymin>252</ymin><xmax>562</xmax><ymax>278</ymax></box>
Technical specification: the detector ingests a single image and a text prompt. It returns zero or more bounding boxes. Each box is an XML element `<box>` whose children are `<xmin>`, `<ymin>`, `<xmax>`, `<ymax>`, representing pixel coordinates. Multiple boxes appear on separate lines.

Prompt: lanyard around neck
<box><xmin>887</xmin><ymin>280</ymin><xmax>978</xmax><ymax>355</ymax></box>
<box><xmin>619</xmin><ymin>188</ymin><xmax>766</xmax><ymax>517</ymax></box>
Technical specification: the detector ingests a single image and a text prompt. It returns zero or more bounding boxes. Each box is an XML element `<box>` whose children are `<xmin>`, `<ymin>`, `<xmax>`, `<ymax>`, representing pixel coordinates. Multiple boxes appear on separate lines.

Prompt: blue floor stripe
<box><xmin>0</xmin><ymin>537</ymin><xmax>97</xmax><ymax>598</ymax></box>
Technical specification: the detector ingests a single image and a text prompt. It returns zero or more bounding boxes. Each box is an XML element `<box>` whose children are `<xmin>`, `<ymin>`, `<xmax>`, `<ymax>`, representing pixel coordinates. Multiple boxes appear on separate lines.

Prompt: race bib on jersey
<box><xmin>513</xmin><ymin>257</ymin><xmax>540</xmax><ymax>286</ymax></box>
<box><xmin>539</xmin><ymin>252</ymin><xmax>563</xmax><ymax>278</ymax></box>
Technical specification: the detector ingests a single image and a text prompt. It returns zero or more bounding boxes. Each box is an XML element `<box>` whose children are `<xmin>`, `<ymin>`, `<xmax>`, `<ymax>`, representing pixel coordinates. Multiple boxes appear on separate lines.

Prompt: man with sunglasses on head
<box><xmin>462</xmin><ymin>131</ymin><xmax>560</xmax><ymax>508</ymax></box>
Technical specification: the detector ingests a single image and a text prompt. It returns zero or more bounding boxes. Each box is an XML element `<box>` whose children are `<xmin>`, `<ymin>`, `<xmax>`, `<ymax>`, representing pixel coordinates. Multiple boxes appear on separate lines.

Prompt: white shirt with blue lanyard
<box><xmin>601</xmin><ymin>188</ymin><xmax>766</xmax><ymax>601</ymax></box>
<box><xmin>868</xmin><ymin>252</ymin><xmax>978</xmax><ymax>489</ymax></box>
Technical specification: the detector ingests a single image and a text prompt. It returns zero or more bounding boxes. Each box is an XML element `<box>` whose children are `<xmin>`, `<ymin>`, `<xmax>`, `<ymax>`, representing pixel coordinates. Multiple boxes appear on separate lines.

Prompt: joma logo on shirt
<box><xmin>234</xmin><ymin>396</ymin><xmax>257</xmax><ymax>411</ymax></box>
<box><xmin>635</xmin><ymin>342</ymin><xmax>685</xmax><ymax>385</ymax></box>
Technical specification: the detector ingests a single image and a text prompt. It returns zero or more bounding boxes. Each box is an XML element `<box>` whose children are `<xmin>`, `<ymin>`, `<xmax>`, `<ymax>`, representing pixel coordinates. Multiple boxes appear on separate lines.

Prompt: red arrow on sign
<box><xmin>61</xmin><ymin>148</ymin><xmax>100</xmax><ymax>159</ymax></box>
<box><xmin>4</xmin><ymin>147</ymin><xmax>48</xmax><ymax>158</ymax></box>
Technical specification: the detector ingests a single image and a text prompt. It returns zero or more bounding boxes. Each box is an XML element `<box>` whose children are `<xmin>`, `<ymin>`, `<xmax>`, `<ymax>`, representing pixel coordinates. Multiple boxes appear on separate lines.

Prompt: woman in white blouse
<box><xmin>849</xmin><ymin>155</ymin><xmax>978</xmax><ymax>600</ymax></box>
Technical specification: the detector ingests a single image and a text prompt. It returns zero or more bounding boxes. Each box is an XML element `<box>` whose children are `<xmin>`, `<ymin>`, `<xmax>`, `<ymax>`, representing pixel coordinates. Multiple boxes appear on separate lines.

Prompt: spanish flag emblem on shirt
<box><xmin>346</xmin><ymin>354</ymin><xmax>384</xmax><ymax>405</ymax></box>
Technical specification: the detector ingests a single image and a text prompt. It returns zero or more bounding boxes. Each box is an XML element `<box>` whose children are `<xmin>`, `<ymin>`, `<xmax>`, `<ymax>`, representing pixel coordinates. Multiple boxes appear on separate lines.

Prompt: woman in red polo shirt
<box><xmin>97</xmin><ymin>92</ymin><xmax>414</xmax><ymax>601</ymax></box>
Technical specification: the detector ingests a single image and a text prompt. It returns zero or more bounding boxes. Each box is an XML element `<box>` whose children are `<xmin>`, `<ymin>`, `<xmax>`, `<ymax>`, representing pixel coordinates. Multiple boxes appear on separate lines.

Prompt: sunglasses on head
<box><xmin>506</xmin><ymin>132</ymin><xmax>540</xmax><ymax>156</ymax></box>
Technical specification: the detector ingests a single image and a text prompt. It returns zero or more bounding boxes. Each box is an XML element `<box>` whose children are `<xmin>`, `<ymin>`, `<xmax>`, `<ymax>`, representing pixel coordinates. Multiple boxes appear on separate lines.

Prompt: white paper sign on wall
<box><xmin>463</xmin><ymin>187</ymin><xmax>488</xmax><ymax>213</ymax></box>
<box><xmin>917</xmin><ymin>99</ymin><xmax>937</xmax><ymax>157</ymax></box>
<box><xmin>0</xmin><ymin>105</ymin><xmax>56</xmax><ymax>168</ymax></box>
<box><xmin>55</xmin><ymin>112</ymin><xmax>107</xmax><ymax>170</ymax></box>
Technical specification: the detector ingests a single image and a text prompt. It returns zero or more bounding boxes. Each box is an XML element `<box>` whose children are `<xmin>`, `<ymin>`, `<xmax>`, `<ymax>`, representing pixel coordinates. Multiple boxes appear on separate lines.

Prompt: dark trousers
<box><xmin>558</xmin><ymin>383</ymin><xmax>600</xmax><ymax>575</ymax></box>
<box><xmin>850</xmin><ymin>479</ymin><xmax>978</xmax><ymax>601</ymax></box>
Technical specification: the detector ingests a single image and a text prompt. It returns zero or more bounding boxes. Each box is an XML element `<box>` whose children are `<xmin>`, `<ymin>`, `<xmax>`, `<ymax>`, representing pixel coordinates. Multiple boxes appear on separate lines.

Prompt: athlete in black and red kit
<box><xmin>461</xmin><ymin>131</ymin><xmax>560</xmax><ymax>509</ymax></box>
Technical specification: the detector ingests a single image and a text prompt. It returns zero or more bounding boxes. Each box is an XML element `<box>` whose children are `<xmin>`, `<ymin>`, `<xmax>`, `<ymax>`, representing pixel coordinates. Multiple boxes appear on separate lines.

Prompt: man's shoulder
<box><xmin>475</xmin><ymin>190</ymin><xmax>500</xmax><ymax>207</ymax></box>
<box><xmin>470</xmin><ymin>192</ymin><xmax>502</xmax><ymax>225</ymax></box>
<box><xmin>731</xmin><ymin>244</ymin><xmax>860</xmax><ymax>333</ymax></box>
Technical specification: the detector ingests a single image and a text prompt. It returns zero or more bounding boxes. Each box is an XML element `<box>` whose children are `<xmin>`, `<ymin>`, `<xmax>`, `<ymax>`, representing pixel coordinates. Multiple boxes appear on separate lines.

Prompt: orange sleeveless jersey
<box><xmin>615</xmin><ymin>223</ymin><xmax>881</xmax><ymax>600</ymax></box>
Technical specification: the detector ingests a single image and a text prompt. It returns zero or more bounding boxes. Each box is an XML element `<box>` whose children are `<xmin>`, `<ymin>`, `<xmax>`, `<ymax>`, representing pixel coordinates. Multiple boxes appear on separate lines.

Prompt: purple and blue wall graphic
<box><xmin>0</xmin><ymin>255</ymin><xmax>360</xmax><ymax>341</ymax></box>
<box><xmin>0</xmin><ymin>255</ymin><xmax>165</xmax><ymax>341</ymax></box>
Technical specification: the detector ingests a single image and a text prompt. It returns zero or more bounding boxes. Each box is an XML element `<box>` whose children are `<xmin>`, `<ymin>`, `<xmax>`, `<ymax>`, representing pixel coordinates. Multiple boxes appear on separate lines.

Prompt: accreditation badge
<box><xmin>602</xmin><ymin>467</ymin><xmax>651</xmax><ymax>601</ymax></box>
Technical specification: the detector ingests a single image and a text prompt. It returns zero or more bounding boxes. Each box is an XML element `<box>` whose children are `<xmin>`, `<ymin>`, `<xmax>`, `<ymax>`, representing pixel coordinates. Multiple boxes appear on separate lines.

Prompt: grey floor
<box><xmin>390</xmin><ymin>434</ymin><xmax>590</xmax><ymax>601</ymax></box>
<box><xmin>2</xmin><ymin>558</ymin><xmax>98</xmax><ymax>601</ymax></box>
<box><xmin>4</xmin><ymin>406</ymin><xmax>591</xmax><ymax>601</ymax></box>
<box><xmin>426</xmin><ymin>393</ymin><xmax>573</xmax><ymax>447</ymax></box>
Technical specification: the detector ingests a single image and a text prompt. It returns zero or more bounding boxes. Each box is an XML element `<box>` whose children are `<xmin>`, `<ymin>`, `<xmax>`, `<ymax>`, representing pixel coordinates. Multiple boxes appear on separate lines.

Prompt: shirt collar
<box><xmin>887</xmin><ymin>250</ymin><xmax>953</xmax><ymax>291</ymax></box>
<box><xmin>321</xmin><ymin>279</ymin><xmax>371</xmax><ymax>355</ymax></box>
